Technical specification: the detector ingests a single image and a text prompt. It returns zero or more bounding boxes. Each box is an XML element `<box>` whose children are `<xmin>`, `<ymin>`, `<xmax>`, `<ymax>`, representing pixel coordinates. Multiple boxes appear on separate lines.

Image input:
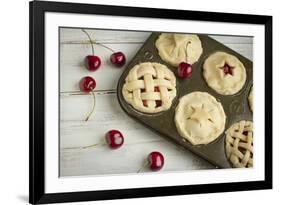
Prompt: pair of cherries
<box><xmin>87</xmin><ymin>129</ymin><xmax>164</xmax><ymax>172</ymax></box>
<box><xmin>85</xmin><ymin>52</ymin><xmax>126</xmax><ymax>71</ymax></box>
<box><xmin>82</xmin><ymin>29</ymin><xmax>126</xmax><ymax>71</ymax></box>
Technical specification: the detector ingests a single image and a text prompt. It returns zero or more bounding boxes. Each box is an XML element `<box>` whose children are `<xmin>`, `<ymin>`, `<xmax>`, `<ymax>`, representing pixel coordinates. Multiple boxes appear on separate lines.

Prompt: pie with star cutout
<box><xmin>174</xmin><ymin>92</ymin><xmax>226</xmax><ymax>145</ymax></box>
<box><xmin>225</xmin><ymin>120</ymin><xmax>253</xmax><ymax>168</ymax></box>
<box><xmin>122</xmin><ymin>62</ymin><xmax>177</xmax><ymax>113</ymax></box>
<box><xmin>155</xmin><ymin>33</ymin><xmax>203</xmax><ymax>67</ymax></box>
<box><xmin>203</xmin><ymin>51</ymin><xmax>247</xmax><ymax>95</ymax></box>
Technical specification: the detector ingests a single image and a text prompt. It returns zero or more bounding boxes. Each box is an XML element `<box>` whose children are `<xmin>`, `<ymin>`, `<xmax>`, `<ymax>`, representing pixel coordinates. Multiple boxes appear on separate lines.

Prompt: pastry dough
<box><xmin>248</xmin><ymin>87</ymin><xmax>253</xmax><ymax>112</ymax></box>
<box><xmin>225</xmin><ymin>120</ymin><xmax>253</xmax><ymax>168</ymax></box>
<box><xmin>155</xmin><ymin>33</ymin><xmax>203</xmax><ymax>67</ymax></box>
<box><xmin>175</xmin><ymin>92</ymin><xmax>226</xmax><ymax>145</ymax></box>
<box><xmin>122</xmin><ymin>62</ymin><xmax>176</xmax><ymax>113</ymax></box>
<box><xmin>203</xmin><ymin>52</ymin><xmax>246</xmax><ymax>95</ymax></box>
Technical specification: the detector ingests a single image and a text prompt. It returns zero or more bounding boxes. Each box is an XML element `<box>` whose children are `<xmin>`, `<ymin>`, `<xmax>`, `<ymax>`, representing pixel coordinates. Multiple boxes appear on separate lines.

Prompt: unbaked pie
<box><xmin>174</xmin><ymin>92</ymin><xmax>226</xmax><ymax>145</ymax></box>
<box><xmin>155</xmin><ymin>33</ymin><xmax>203</xmax><ymax>67</ymax></box>
<box><xmin>122</xmin><ymin>62</ymin><xmax>177</xmax><ymax>113</ymax></box>
<box><xmin>203</xmin><ymin>52</ymin><xmax>247</xmax><ymax>95</ymax></box>
<box><xmin>225</xmin><ymin>120</ymin><xmax>253</xmax><ymax>168</ymax></box>
<box><xmin>248</xmin><ymin>87</ymin><xmax>253</xmax><ymax>112</ymax></box>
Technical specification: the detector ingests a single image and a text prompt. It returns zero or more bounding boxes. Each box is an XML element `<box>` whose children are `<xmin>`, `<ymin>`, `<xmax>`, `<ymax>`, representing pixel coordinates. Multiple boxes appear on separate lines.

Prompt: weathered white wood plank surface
<box><xmin>59</xmin><ymin>28</ymin><xmax>252</xmax><ymax>177</ymax></box>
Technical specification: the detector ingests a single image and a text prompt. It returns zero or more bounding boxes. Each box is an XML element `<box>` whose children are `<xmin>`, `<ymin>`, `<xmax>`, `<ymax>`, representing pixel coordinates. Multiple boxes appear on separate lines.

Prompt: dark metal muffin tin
<box><xmin>117</xmin><ymin>32</ymin><xmax>253</xmax><ymax>168</ymax></box>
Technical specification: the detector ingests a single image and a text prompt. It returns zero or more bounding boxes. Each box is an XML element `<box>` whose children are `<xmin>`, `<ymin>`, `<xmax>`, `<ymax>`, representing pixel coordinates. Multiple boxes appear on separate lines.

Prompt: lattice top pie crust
<box><xmin>122</xmin><ymin>62</ymin><xmax>177</xmax><ymax>113</ymax></box>
<box><xmin>225</xmin><ymin>120</ymin><xmax>253</xmax><ymax>168</ymax></box>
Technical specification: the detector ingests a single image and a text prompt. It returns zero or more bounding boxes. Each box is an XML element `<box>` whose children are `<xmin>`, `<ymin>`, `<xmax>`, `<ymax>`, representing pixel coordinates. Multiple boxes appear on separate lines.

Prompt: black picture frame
<box><xmin>29</xmin><ymin>1</ymin><xmax>272</xmax><ymax>204</ymax></box>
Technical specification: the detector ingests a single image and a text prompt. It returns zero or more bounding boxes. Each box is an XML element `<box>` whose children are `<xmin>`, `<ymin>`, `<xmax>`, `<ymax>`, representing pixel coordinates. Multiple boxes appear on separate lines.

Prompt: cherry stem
<box><xmin>85</xmin><ymin>91</ymin><xmax>96</xmax><ymax>121</ymax></box>
<box><xmin>94</xmin><ymin>42</ymin><xmax>115</xmax><ymax>53</ymax></box>
<box><xmin>82</xmin><ymin>143</ymin><xmax>100</xmax><ymax>149</ymax></box>
<box><xmin>137</xmin><ymin>159</ymin><xmax>149</xmax><ymax>173</ymax></box>
<box><xmin>83</xmin><ymin>138</ymin><xmax>107</xmax><ymax>149</ymax></box>
<box><xmin>81</xmin><ymin>29</ymin><xmax>115</xmax><ymax>54</ymax></box>
<box><xmin>63</xmin><ymin>139</ymin><xmax>106</xmax><ymax>150</ymax></box>
<box><xmin>185</xmin><ymin>41</ymin><xmax>191</xmax><ymax>63</ymax></box>
<box><xmin>82</xmin><ymin>29</ymin><xmax>95</xmax><ymax>55</ymax></box>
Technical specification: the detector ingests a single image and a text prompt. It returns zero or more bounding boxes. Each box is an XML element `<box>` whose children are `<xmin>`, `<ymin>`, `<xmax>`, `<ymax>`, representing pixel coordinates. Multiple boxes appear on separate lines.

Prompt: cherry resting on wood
<box><xmin>81</xmin><ymin>129</ymin><xmax>124</xmax><ymax>149</ymax></box>
<box><xmin>148</xmin><ymin>151</ymin><xmax>165</xmax><ymax>171</ymax></box>
<box><xmin>105</xmin><ymin>130</ymin><xmax>124</xmax><ymax>149</ymax></box>
<box><xmin>82</xmin><ymin>29</ymin><xmax>102</xmax><ymax>71</ymax></box>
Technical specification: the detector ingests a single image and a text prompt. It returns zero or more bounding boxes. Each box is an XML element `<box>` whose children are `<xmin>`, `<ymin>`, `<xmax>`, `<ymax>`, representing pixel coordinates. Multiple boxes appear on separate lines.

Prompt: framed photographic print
<box><xmin>29</xmin><ymin>0</ymin><xmax>272</xmax><ymax>204</ymax></box>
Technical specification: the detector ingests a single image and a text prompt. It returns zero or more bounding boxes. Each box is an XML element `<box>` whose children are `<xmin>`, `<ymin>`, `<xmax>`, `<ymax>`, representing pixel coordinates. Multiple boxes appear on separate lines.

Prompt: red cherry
<box><xmin>148</xmin><ymin>151</ymin><xmax>164</xmax><ymax>171</ymax></box>
<box><xmin>177</xmin><ymin>62</ymin><xmax>192</xmax><ymax>78</ymax></box>
<box><xmin>110</xmin><ymin>52</ymin><xmax>126</xmax><ymax>67</ymax></box>
<box><xmin>85</xmin><ymin>55</ymin><xmax>101</xmax><ymax>71</ymax></box>
<box><xmin>105</xmin><ymin>130</ymin><xmax>124</xmax><ymax>149</ymax></box>
<box><xmin>79</xmin><ymin>76</ymin><xmax>96</xmax><ymax>93</ymax></box>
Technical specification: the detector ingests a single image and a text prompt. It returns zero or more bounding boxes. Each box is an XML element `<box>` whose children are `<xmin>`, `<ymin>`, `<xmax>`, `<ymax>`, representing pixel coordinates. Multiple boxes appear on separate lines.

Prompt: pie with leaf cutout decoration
<box><xmin>155</xmin><ymin>33</ymin><xmax>203</xmax><ymax>67</ymax></box>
